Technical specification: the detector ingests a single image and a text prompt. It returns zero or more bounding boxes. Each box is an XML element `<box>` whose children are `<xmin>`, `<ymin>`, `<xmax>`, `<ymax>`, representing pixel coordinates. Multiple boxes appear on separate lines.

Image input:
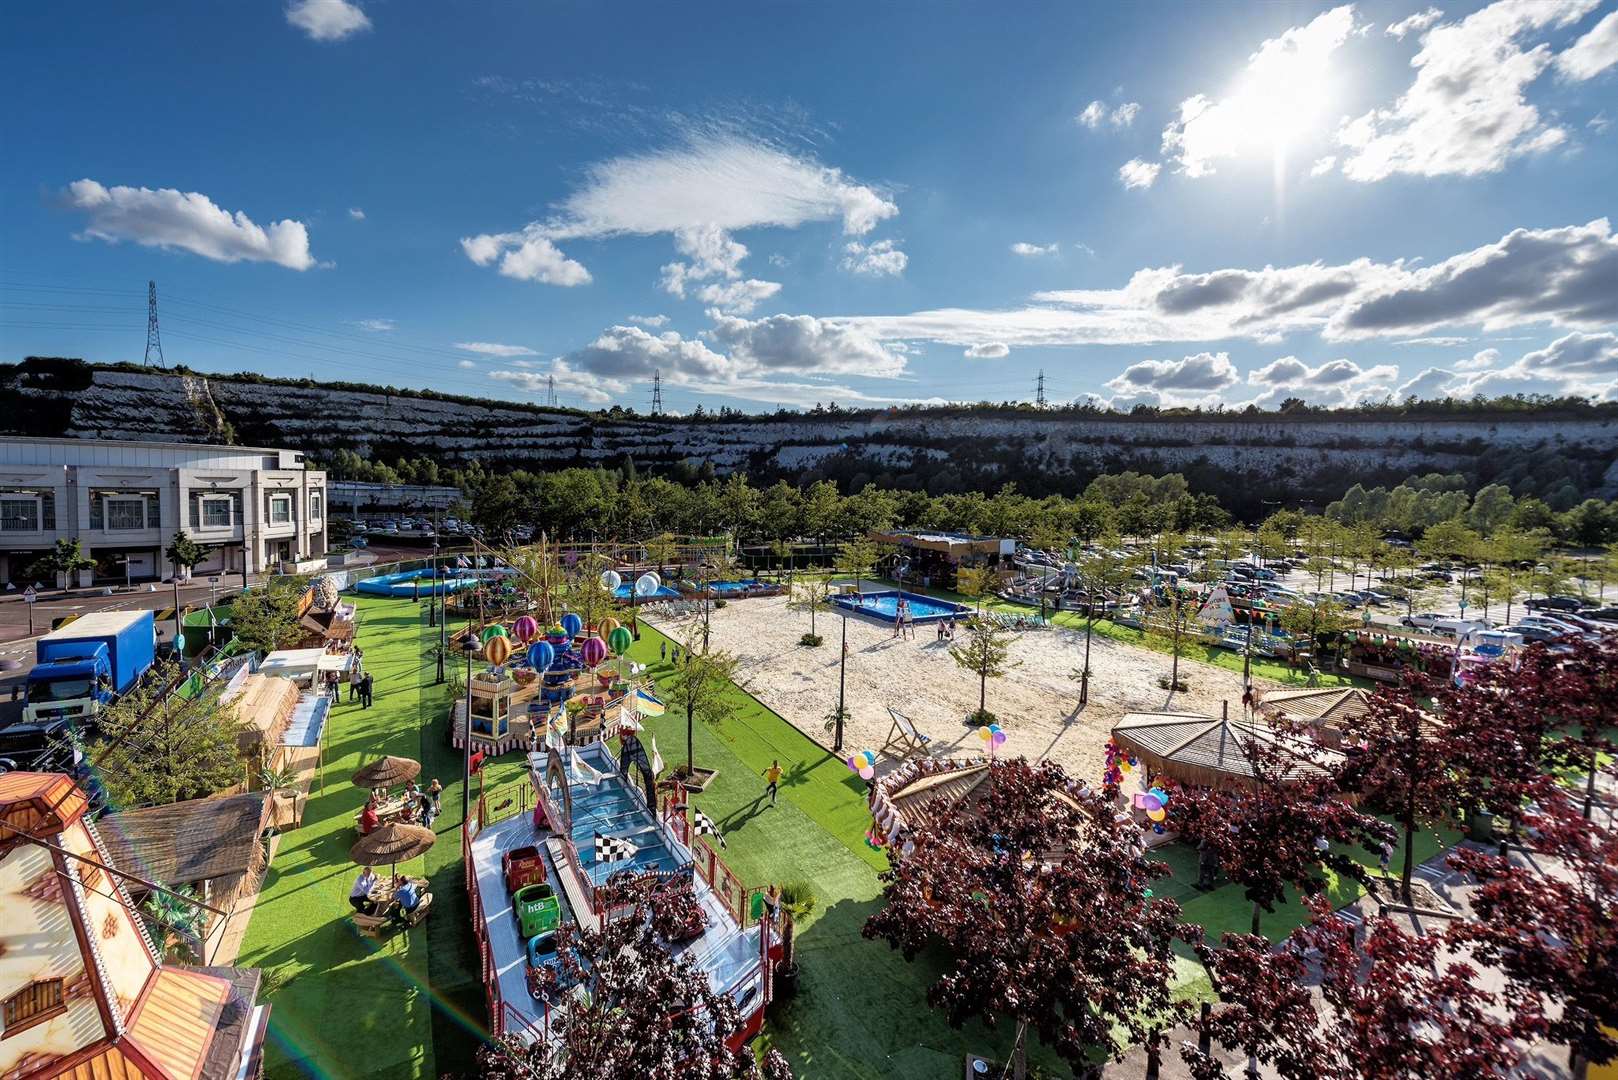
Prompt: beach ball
<box><xmin>608</xmin><ymin>626</ymin><xmax>633</xmax><ymax>656</ymax></box>
<box><xmin>600</xmin><ymin>570</ymin><xmax>622</xmax><ymax>591</ymax></box>
<box><xmin>561</xmin><ymin>612</ymin><xmax>583</xmax><ymax>638</ymax></box>
<box><xmin>512</xmin><ymin>615</ymin><xmax>539</xmax><ymax>643</ymax></box>
<box><xmin>484</xmin><ymin>635</ymin><xmax>512</xmax><ymax>665</ymax></box>
<box><xmin>580</xmin><ymin>636</ymin><xmax>607</xmax><ymax>666</ymax></box>
<box><xmin>480</xmin><ymin>623</ymin><xmax>508</xmax><ymax>642</ymax></box>
<box><xmin>635</xmin><ymin>572</ymin><xmax>661</xmax><ymax>597</ymax></box>
<box><xmin>527</xmin><ymin>641</ymin><xmax>555</xmax><ymax>672</ymax></box>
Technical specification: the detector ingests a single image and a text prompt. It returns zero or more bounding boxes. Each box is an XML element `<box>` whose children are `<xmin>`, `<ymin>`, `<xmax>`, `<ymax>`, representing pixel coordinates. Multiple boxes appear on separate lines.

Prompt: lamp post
<box><xmin>834</xmin><ymin>609</ymin><xmax>848</xmax><ymax>752</ymax></box>
<box><xmin>460</xmin><ymin>631</ymin><xmax>480</xmax><ymax>829</ymax></box>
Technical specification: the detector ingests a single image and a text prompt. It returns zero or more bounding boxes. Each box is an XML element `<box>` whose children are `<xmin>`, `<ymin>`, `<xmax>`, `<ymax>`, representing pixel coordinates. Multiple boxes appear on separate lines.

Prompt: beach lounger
<box><xmin>882</xmin><ymin>707</ymin><xmax>935</xmax><ymax>760</ymax></box>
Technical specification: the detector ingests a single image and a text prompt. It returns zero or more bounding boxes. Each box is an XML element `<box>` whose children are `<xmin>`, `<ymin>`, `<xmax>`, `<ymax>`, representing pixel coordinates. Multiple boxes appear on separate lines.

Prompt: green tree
<box><xmin>836</xmin><ymin>536</ymin><xmax>880</xmax><ymax>593</ymax></box>
<box><xmin>954</xmin><ymin>565</ymin><xmax>996</xmax><ymax>612</ymax></box>
<box><xmin>1073</xmin><ymin>539</ymin><xmax>1139</xmax><ymax>705</ymax></box>
<box><xmin>164</xmin><ymin>532</ymin><xmax>206</xmax><ymax>580</ymax></box>
<box><xmin>664</xmin><ymin>632</ymin><xmax>746</xmax><ymax>777</ymax></box>
<box><xmin>29</xmin><ymin>537</ymin><xmax>96</xmax><ymax>587</ymax></box>
<box><xmin>792</xmin><ymin>578</ymin><xmax>832</xmax><ymax>645</ymax></box>
<box><xmin>229</xmin><ymin>576</ymin><xmax>309</xmax><ymax>654</ymax></box>
<box><xmin>949</xmin><ymin>620</ymin><xmax>1017</xmax><ymax>724</ymax></box>
<box><xmin>1147</xmin><ymin>589</ymin><xmax>1199</xmax><ymax>693</ymax></box>
<box><xmin>471</xmin><ymin>473</ymin><xmax>523</xmax><ymax>541</ymax></box>
<box><xmin>89</xmin><ymin>658</ymin><xmax>246</xmax><ymax>807</ymax></box>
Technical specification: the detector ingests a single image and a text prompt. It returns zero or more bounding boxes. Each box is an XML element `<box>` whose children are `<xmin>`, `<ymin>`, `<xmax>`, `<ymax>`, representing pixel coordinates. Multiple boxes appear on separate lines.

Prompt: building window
<box><xmin>268</xmin><ymin>494</ymin><xmax>293</xmax><ymax>525</ymax></box>
<box><xmin>201</xmin><ymin>496</ymin><xmax>233</xmax><ymax>528</ymax></box>
<box><xmin>3</xmin><ymin>977</ymin><xmax>66</xmax><ymax>1038</ymax></box>
<box><xmin>104</xmin><ymin>497</ymin><xmax>147</xmax><ymax>532</ymax></box>
<box><xmin>0</xmin><ymin>497</ymin><xmax>41</xmax><ymax>533</ymax></box>
<box><xmin>310</xmin><ymin>491</ymin><xmax>323</xmax><ymax>522</ymax></box>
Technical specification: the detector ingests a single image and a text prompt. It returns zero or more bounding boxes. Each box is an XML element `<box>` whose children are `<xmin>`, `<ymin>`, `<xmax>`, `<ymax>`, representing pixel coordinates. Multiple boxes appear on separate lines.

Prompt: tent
<box><xmin>1110</xmin><ymin>711</ymin><xmax>1341</xmax><ymax>791</ymax></box>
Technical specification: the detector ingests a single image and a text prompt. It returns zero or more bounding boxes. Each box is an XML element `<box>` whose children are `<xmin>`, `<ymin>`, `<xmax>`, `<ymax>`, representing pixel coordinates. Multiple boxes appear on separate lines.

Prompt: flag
<box><xmin>635</xmin><ymin>688</ymin><xmax>666</xmax><ymax>716</ymax></box>
<box><xmin>692</xmin><ymin>806</ymin><xmax>727</xmax><ymax>848</ymax></box>
<box><xmin>594</xmin><ymin>833</ymin><xmax>636</xmax><ymax>863</ymax></box>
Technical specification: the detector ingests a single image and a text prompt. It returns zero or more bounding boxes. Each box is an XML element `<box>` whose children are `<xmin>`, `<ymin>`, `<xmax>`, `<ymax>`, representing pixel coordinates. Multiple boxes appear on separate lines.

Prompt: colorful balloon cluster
<box><xmin>976</xmin><ymin>722</ymin><xmax>1007</xmax><ymax>755</ymax></box>
<box><xmin>1132</xmin><ymin>786</ymin><xmax>1171</xmax><ymax>824</ymax></box>
<box><xmin>845</xmin><ymin>749</ymin><xmax>877</xmax><ymax>780</ymax></box>
<box><xmin>1102</xmin><ymin>738</ymin><xmax>1138</xmax><ymax>788</ymax></box>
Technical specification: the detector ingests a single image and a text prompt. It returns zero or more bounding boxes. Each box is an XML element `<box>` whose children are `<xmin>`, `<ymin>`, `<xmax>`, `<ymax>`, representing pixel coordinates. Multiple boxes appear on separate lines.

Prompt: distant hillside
<box><xmin>4</xmin><ymin>357</ymin><xmax>1617</xmax><ymax>514</ymax></box>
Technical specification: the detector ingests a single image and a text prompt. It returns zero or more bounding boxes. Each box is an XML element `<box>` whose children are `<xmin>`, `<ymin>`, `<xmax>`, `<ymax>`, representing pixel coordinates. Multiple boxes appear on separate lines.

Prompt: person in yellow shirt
<box><xmin>763</xmin><ymin>759</ymin><xmax>784</xmax><ymax>807</ymax></box>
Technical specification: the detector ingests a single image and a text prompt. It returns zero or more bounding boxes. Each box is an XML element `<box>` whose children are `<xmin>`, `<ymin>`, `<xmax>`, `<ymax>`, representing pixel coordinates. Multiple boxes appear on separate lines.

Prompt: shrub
<box><xmin>800</xmin><ymin>632</ymin><xmax>823</xmax><ymax>647</ymax></box>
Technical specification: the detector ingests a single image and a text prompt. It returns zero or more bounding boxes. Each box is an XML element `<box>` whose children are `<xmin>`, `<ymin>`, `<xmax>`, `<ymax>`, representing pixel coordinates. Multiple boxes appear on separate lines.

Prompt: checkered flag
<box><xmin>594</xmin><ymin>833</ymin><xmax>636</xmax><ymax>864</ymax></box>
<box><xmin>692</xmin><ymin>807</ymin><xmax>727</xmax><ymax>849</ymax></box>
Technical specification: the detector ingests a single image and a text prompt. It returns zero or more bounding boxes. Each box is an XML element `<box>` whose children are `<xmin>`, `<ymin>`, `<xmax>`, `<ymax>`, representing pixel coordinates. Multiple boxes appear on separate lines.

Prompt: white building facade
<box><xmin>0</xmin><ymin>437</ymin><xmax>327</xmax><ymax>586</ymax></box>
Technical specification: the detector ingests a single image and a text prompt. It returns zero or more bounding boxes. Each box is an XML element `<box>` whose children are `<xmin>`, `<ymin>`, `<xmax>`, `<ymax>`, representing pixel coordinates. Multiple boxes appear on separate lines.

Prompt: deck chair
<box><xmin>881</xmin><ymin>707</ymin><xmax>935</xmax><ymax>760</ymax></box>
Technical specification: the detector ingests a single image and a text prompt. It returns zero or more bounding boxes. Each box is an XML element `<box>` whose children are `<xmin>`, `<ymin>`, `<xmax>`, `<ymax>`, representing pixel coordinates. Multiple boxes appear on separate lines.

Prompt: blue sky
<box><xmin>3</xmin><ymin>0</ymin><xmax>1616</xmax><ymax>415</ymax></box>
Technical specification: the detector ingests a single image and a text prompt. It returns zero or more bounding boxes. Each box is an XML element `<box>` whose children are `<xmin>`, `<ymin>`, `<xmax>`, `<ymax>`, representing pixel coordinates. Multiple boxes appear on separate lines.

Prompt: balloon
<box><xmin>1146</xmin><ymin>807</ymin><xmax>1166</xmax><ymax>823</ymax></box>
<box><xmin>560</xmin><ymin>612</ymin><xmax>583</xmax><ymax>638</ymax></box>
<box><xmin>858</xmin><ymin>766</ymin><xmax>875</xmax><ymax>780</ymax></box>
<box><xmin>1153</xmin><ymin>824</ymin><xmax>1166</xmax><ymax>834</ymax></box>
<box><xmin>600</xmin><ymin>570</ymin><xmax>622</xmax><ymax>591</ymax></box>
<box><xmin>608</xmin><ymin>626</ymin><xmax>633</xmax><ymax>656</ymax></box>
<box><xmin>635</xmin><ymin>573</ymin><xmax>661</xmax><ymax>597</ymax></box>
<box><xmin>484</xmin><ymin>636</ymin><xmax>512</xmax><ymax>665</ymax></box>
<box><xmin>512</xmin><ymin>615</ymin><xmax>539</xmax><ymax>643</ymax></box>
<box><xmin>991</xmin><ymin>731</ymin><xmax>1007</xmax><ymax>746</ymax></box>
<box><xmin>978</xmin><ymin>727</ymin><xmax>993</xmax><ymax>742</ymax></box>
<box><xmin>527</xmin><ymin>641</ymin><xmax>555</xmax><ymax>671</ymax></box>
<box><xmin>480</xmin><ymin>624</ymin><xmax>508</xmax><ymax>642</ymax></box>
<box><xmin>580</xmin><ymin>636</ymin><xmax>607</xmax><ymax>666</ymax></box>
<box><xmin>599</xmin><ymin>617</ymin><xmax>620</xmax><ymax>638</ymax></box>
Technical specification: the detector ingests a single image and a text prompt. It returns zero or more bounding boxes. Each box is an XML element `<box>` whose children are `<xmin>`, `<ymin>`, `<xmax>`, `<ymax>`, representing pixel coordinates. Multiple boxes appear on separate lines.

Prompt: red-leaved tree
<box><xmin>1334</xmin><ymin>673</ymin><xmax>1456</xmax><ymax>905</ymax></box>
<box><xmin>862</xmin><ymin>758</ymin><xmax>1192</xmax><ymax>1075</ymax></box>
<box><xmin>1450</xmin><ymin>801</ymin><xmax>1618</xmax><ymax>1079</ymax></box>
<box><xmin>468</xmin><ymin>896</ymin><xmax>793</xmax><ymax>1080</ymax></box>
<box><xmin>1183</xmin><ymin>898</ymin><xmax>1544</xmax><ymax>1080</ymax></box>
<box><xmin>1167</xmin><ymin>739</ymin><xmax>1395</xmax><ymax>936</ymax></box>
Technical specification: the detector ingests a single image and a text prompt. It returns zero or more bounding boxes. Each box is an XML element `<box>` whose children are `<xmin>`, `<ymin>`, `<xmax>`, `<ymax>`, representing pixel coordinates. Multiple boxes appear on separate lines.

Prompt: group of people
<box><xmin>356</xmin><ymin>777</ymin><xmax>443</xmax><ymax>834</ymax></box>
<box><xmin>319</xmin><ymin>647</ymin><xmax>373</xmax><ymax>708</ymax></box>
<box><xmin>348</xmin><ymin>868</ymin><xmax>427</xmax><ymax>926</ymax></box>
<box><xmin>890</xmin><ymin>598</ymin><xmax>918</xmax><ymax>640</ymax></box>
<box><xmin>933</xmin><ymin>617</ymin><xmax>960</xmax><ymax>642</ymax></box>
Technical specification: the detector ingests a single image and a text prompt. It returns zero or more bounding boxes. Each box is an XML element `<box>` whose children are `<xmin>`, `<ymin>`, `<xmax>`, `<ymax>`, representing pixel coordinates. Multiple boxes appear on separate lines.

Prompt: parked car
<box><xmin>350</xmin><ymin>536</ymin><xmax>368</xmax><ymax>549</ymax></box>
<box><xmin>1524</xmin><ymin>595</ymin><xmax>1586</xmax><ymax>613</ymax></box>
<box><xmin>1517</xmin><ymin>615</ymin><xmax>1594</xmax><ymax>640</ymax></box>
<box><xmin>1360</xmin><ymin>590</ymin><xmax>1391</xmax><ymax>606</ymax></box>
<box><xmin>1502</xmin><ymin>623</ymin><xmax>1561</xmax><ymax>644</ymax></box>
<box><xmin>1582</xmin><ymin>607</ymin><xmax>1618</xmax><ymax>624</ymax></box>
<box><xmin>1400</xmin><ymin>612</ymin><xmax>1448</xmax><ymax>631</ymax></box>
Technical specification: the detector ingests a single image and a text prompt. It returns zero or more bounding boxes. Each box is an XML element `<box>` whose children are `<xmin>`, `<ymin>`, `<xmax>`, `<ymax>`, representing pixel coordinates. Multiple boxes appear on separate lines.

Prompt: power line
<box><xmin>651</xmin><ymin>369</ymin><xmax>663</xmax><ymax>415</ymax></box>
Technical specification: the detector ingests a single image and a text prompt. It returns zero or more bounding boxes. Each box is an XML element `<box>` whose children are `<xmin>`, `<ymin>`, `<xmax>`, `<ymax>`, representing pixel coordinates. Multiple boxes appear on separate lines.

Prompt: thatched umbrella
<box><xmin>1111</xmin><ymin>711</ymin><xmax>1340</xmax><ymax>792</ymax></box>
<box><xmin>350</xmin><ymin>822</ymin><xmax>436</xmax><ymax>876</ymax></box>
<box><xmin>351</xmin><ymin>755</ymin><xmax>421</xmax><ymax>789</ymax></box>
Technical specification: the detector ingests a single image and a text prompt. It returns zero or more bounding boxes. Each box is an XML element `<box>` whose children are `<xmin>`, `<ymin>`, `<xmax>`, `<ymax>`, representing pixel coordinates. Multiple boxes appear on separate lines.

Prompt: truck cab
<box><xmin>21</xmin><ymin>610</ymin><xmax>157</xmax><ymax>726</ymax></box>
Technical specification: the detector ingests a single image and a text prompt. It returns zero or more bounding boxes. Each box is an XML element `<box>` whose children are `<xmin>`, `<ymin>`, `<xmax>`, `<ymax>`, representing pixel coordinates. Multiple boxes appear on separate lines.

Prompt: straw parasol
<box><xmin>351</xmin><ymin>755</ymin><xmax>421</xmax><ymax>789</ymax></box>
<box><xmin>350</xmin><ymin>822</ymin><xmax>436</xmax><ymax>873</ymax></box>
<box><xmin>1111</xmin><ymin>711</ymin><xmax>1340</xmax><ymax>791</ymax></box>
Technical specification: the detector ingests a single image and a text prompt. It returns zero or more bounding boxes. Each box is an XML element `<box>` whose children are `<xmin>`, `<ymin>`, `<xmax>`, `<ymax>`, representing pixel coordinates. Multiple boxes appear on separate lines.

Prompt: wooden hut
<box><xmin>222</xmin><ymin>674</ymin><xmax>301</xmax><ymax>769</ymax></box>
<box><xmin>1110</xmin><ymin>711</ymin><xmax>1341</xmax><ymax>792</ymax></box>
<box><xmin>1254</xmin><ymin>686</ymin><xmax>1376</xmax><ymax>748</ymax></box>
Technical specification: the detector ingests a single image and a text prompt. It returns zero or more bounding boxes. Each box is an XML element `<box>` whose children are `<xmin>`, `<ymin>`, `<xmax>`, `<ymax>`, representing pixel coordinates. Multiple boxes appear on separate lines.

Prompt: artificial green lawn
<box><xmin>236</xmin><ymin>594</ymin><xmax>1443</xmax><ymax>1079</ymax></box>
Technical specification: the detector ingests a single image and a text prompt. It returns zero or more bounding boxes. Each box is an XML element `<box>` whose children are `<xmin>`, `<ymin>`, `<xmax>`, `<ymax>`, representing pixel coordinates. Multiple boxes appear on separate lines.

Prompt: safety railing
<box><xmin>482</xmin><ymin>778</ymin><xmax>532</xmax><ymax>827</ymax></box>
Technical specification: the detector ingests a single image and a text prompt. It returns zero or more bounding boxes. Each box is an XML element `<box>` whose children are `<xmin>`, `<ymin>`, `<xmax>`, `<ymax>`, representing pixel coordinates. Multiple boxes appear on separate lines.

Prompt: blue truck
<box><xmin>22</xmin><ymin>609</ymin><xmax>158</xmax><ymax>725</ymax></box>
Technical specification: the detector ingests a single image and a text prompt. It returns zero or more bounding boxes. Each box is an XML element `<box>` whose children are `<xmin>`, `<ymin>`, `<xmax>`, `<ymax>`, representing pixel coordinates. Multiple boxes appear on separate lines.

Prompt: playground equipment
<box><xmin>515</xmin><ymin>882</ymin><xmax>561</xmax><ymax>938</ymax></box>
<box><xmin>503</xmin><ymin>845</ymin><xmax>547</xmax><ymax>892</ymax></box>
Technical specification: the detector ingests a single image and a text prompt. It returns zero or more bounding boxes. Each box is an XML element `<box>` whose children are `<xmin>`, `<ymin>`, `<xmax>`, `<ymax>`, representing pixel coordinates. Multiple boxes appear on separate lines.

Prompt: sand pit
<box><xmin>648</xmin><ymin>593</ymin><xmax>1270</xmax><ymax>785</ymax></box>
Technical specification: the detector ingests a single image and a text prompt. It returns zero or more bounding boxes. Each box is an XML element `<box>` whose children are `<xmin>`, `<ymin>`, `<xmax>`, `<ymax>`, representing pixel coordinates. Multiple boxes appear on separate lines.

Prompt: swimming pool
<box><xmin>354</xmin><ymin>569</ymin><xmax>481</xmax><ymax>597</ymax></box>
<box><xmin>613</xmin><ymin>583</ymin><xmax>681</xmax><ymax>600</ymax></box>
<box><xmin>707</xmin><ymin>580</ymin><xmax>764</xmax><ymax>594</ymax></box>
<box><xmin>832</xmin><ymin>589</ymin><xmax>969</xmax><ymax>624</ymax></box>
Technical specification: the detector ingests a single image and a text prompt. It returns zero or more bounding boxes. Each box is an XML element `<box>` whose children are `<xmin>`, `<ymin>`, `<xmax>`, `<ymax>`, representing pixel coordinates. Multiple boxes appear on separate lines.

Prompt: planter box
<box><xmin>676</xmin><ymin>766</ymin><xmax>719</xmax><ymax>792</ymax></box>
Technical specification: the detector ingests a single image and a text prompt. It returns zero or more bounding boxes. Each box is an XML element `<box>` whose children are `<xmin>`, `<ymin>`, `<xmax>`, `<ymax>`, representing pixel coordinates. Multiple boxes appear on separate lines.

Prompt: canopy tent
<box><xmin>258</xmin><ymin>648</ymin><xmax>328</xmax><ymax>682</ymax></box>
<box><xmin>1110</xmin><ymin>711</ymin><xmax>1341</xmax><ymax>791</ymax></box>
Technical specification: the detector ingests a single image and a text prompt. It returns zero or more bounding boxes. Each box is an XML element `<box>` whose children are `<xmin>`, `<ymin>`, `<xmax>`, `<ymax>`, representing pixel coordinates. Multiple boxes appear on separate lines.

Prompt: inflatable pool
<box><xmin>354</xmin><ymin>569</ymin><xmax>482</xmax><ymax>597</ymax></box>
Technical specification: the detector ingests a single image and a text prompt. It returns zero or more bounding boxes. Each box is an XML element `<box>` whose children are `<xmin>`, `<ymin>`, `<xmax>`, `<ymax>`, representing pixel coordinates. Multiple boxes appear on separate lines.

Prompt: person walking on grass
<box><xmin>763</xmin><ymin>759</ymin><xmax>784</xmax><ymax>807</ymax></box>
<box><xmin>359</xmin><ymin>671</ymin><xmax>374</xmax><ymax>709</ymax></box>
<box><xmin>660</xmin><ymin>640</ymin><xmax>667</xmax><ymax>663</ymax></box>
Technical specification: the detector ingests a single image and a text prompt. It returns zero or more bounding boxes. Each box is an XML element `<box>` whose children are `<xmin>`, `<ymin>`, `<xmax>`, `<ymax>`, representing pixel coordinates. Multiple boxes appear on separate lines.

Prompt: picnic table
<box><xmin>356</xmin><ymin>794</ymin><xmax>415</xmax><ymax>830</ymax></box>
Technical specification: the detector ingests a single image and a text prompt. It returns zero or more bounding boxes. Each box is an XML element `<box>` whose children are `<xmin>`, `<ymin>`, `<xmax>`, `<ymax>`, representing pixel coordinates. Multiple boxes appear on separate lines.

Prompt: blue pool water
<box><xmin>708</xmin><ymin>579</ymin><xmax>763</xmax><ymax>594</ymax></box>
<box><xmin>354</xmin><ymin>569</ymin><xmax>481</xmax><ymax>597</ymax></box>
<box><xmin>832</xmin><ymin>589</ymin><xmax>969</xmax><ymax>624</ymax></box>
<box><xmin>614</xmin><ymin>583</ymin><xmax>681</xmax><ymax>600</ymax></box>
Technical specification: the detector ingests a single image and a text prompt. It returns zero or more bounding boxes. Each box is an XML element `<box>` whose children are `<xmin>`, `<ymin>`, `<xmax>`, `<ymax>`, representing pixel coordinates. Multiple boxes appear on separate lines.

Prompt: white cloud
<box><xmin>833</xmin><ymin>220</ymin><xmax>1618</xmax><ymax>358</ymax></box>
<box><xmin>490</xmin><ymin>361</ymin><xmax>627</xmax><ymax>406</ymax></box>
<box><xmin>695</xmin><ymin>278</ymin><xmax>782</xmax><ymax>314</ymax></box>
<box><xmin>1591</xmin><ymin>110</ymin><xmax>1613</xmax><ymax>133</ymax></box>
<box><xmin>1118</xmin><ymin>159</ymin><xmax>1161</xmax><ymax>189</ymax></box>
<box><xmin>62</xmin><ymin>179</ymin><xmax>317</xmax><ymax>270</ymax></box>
<box><xmin>1107</xmin><ymin>351</ymin><xmax>1241</xmax><ymax>394</ymax></box>
<box><xmin>1516</xmin><ymin>330</ymin><xmax>1618</xmax><ymax>376</ymax></box>
<box><xmin>964</xmin><ymin>342</ymin><xmax>1010</xmax><ymax>359</ymax></box>
<box><xmin>1395</xmin><ymin>366</ymin><xmax>1460</xmax><ymax>399</ymax></box>
<box><xmin>1010</xmin><ymin>242</ymin><xmax>1059</xmax><ymax>257</ymax></box>
<box><xmin>1393</xmin><ymin>335</ymin><xmax>1471</xmax><ymax>346</ymax></box>
<box><xmin>350</xmin><ymin>318</ymin><xmax>394</xmax><ymax>332</ymax></box>
<box><xmin>841</xmin><ymin>239</ymin><xmax>908</xmax><ymax>277</ymax></box>
<box><xmin>1338</xmin><ymin>0</ymin><xmax>1598</xmax><ymax>182</ymax></box>
<box><xmin>1310</xmin><ymin>155</ymin><xmax>1337</xmax><ymax>176</ymax></box>
<box><xmin>1453</xmin><ymin>347</ymin><xmax>1500</xmax><ymax>371</ymax></box>
<box><xmin>708</xmin><ymin>313</ymin><xmax>907</xmax><ymax>378</ymax></box>
<box><xmin>348</xmin><ymin>207</ymin><xmax>366</xmax><ymax>220</ymax></box>
<box><xmin>627</xmin><ymin>314</ymin><xmax>669</xmax><ymax>327</ymax></box>
<box><xmin>1074</xmin><ymin>241</ymin><xmax>1098</xmax><ymax>257</ymax></box>
<box><xmin>1403</xmin><ymin>333</ymin><xmax>1617</xmax><ymax>400</ymax></box>
<box><xmin>1386</xmin><ymin>7</ymin><xmax>1443</xmax><ymax>39</ymax></box>
<box><xmin>1078</xmin><ymin>100</ymin><xmax>1141</xmax><ymax>129</ymax></box>
<box><xmin>1162</xmin><ymin>6</ymin><xmax>1360</xmax><ymax>178</ymax></box>
<box><xmin>768</xmin><ymin>253</ymin><xmax>792</xmax><ymax>268</ymax></box>
<box><xmin>457</xmin><ymin>359</ymin><xmax>477</xmax><ymax>370</ymax></box>
<box><xmin>1111</xmin><ymin>102</ymin><xmax>1141</xmax><ymax>128</ymax></box>
<box><xmin>1078</xmin><ymin>101</ymin><xmax>1108</xmax><ymax>129</ymax></box>
<box><xmin>1556</xmin><ymin>10</ymin><xmax>1618</xmax><ymax>80</ymax></box>
<box><xmin>462</xmin><ymin>134</ymin><xmax>895</xmax><ymax>291</ymax></box>
<box><xmin>1245</xmin><ymin>356</ymin><xmax>1399</xmax><ymax>406</ymax></box>
<box><xmin>286</xmin><ymin>0</ymin><xmax>371</xmax><ymax>41</ymax></box>
<box><xmin>454</xmin><ymin>341</ymin><xmax>539</xmax><ymax>357</ymax></box>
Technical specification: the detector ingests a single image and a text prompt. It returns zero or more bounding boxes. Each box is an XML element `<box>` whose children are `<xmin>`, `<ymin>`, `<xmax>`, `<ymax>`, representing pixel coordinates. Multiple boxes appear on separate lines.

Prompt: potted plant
<box><xmin>772</xmin><ymin>880</ymin><xmax>816</xmax><ymax>1000</ymax></box>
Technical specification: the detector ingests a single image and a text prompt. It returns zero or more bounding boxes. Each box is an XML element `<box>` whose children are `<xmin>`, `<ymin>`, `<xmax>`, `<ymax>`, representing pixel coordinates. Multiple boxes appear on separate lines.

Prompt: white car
<box><xmin>1400</xmin><ymin>612</ymin><xmax>1448</xmax><ymax>631</ymax></box>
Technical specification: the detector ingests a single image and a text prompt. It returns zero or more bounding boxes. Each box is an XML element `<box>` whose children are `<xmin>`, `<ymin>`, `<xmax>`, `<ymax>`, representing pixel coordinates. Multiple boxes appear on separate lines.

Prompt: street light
<box><xmin>835</xmin><ymin>607</ymin><xmax>848</xmax><ymax>752</ymax></box>
<box><xmin>459</xmin><ymin>629</ymin><xmax>482</xmax><ymax>828</ymax></box>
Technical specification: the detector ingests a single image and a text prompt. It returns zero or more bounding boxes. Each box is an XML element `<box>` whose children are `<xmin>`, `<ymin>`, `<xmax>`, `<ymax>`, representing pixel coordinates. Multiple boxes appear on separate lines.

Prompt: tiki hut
<box><xmin>1110</xmin><ymin>711</ymin><xmax>1341</xmax><ymax>792</ymax></box>
<box><xmin>222</xmin><ymin>673</ymin><xmax>300</xmax><ymax>766</ymax></box>
<box><xmin>1254</xmin><ymin>686</ymin><xmax>1375</xmax><ymax>748</ymax></box>
<box><xmin>97</xmin><ymin>791</ymin><xmax>272</xmax><ymax>932</ymax></box>
<box><xmin>869</xmin><ymin>756</ymin><xmax>1090</xmax><ymax>849</ymax></box>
